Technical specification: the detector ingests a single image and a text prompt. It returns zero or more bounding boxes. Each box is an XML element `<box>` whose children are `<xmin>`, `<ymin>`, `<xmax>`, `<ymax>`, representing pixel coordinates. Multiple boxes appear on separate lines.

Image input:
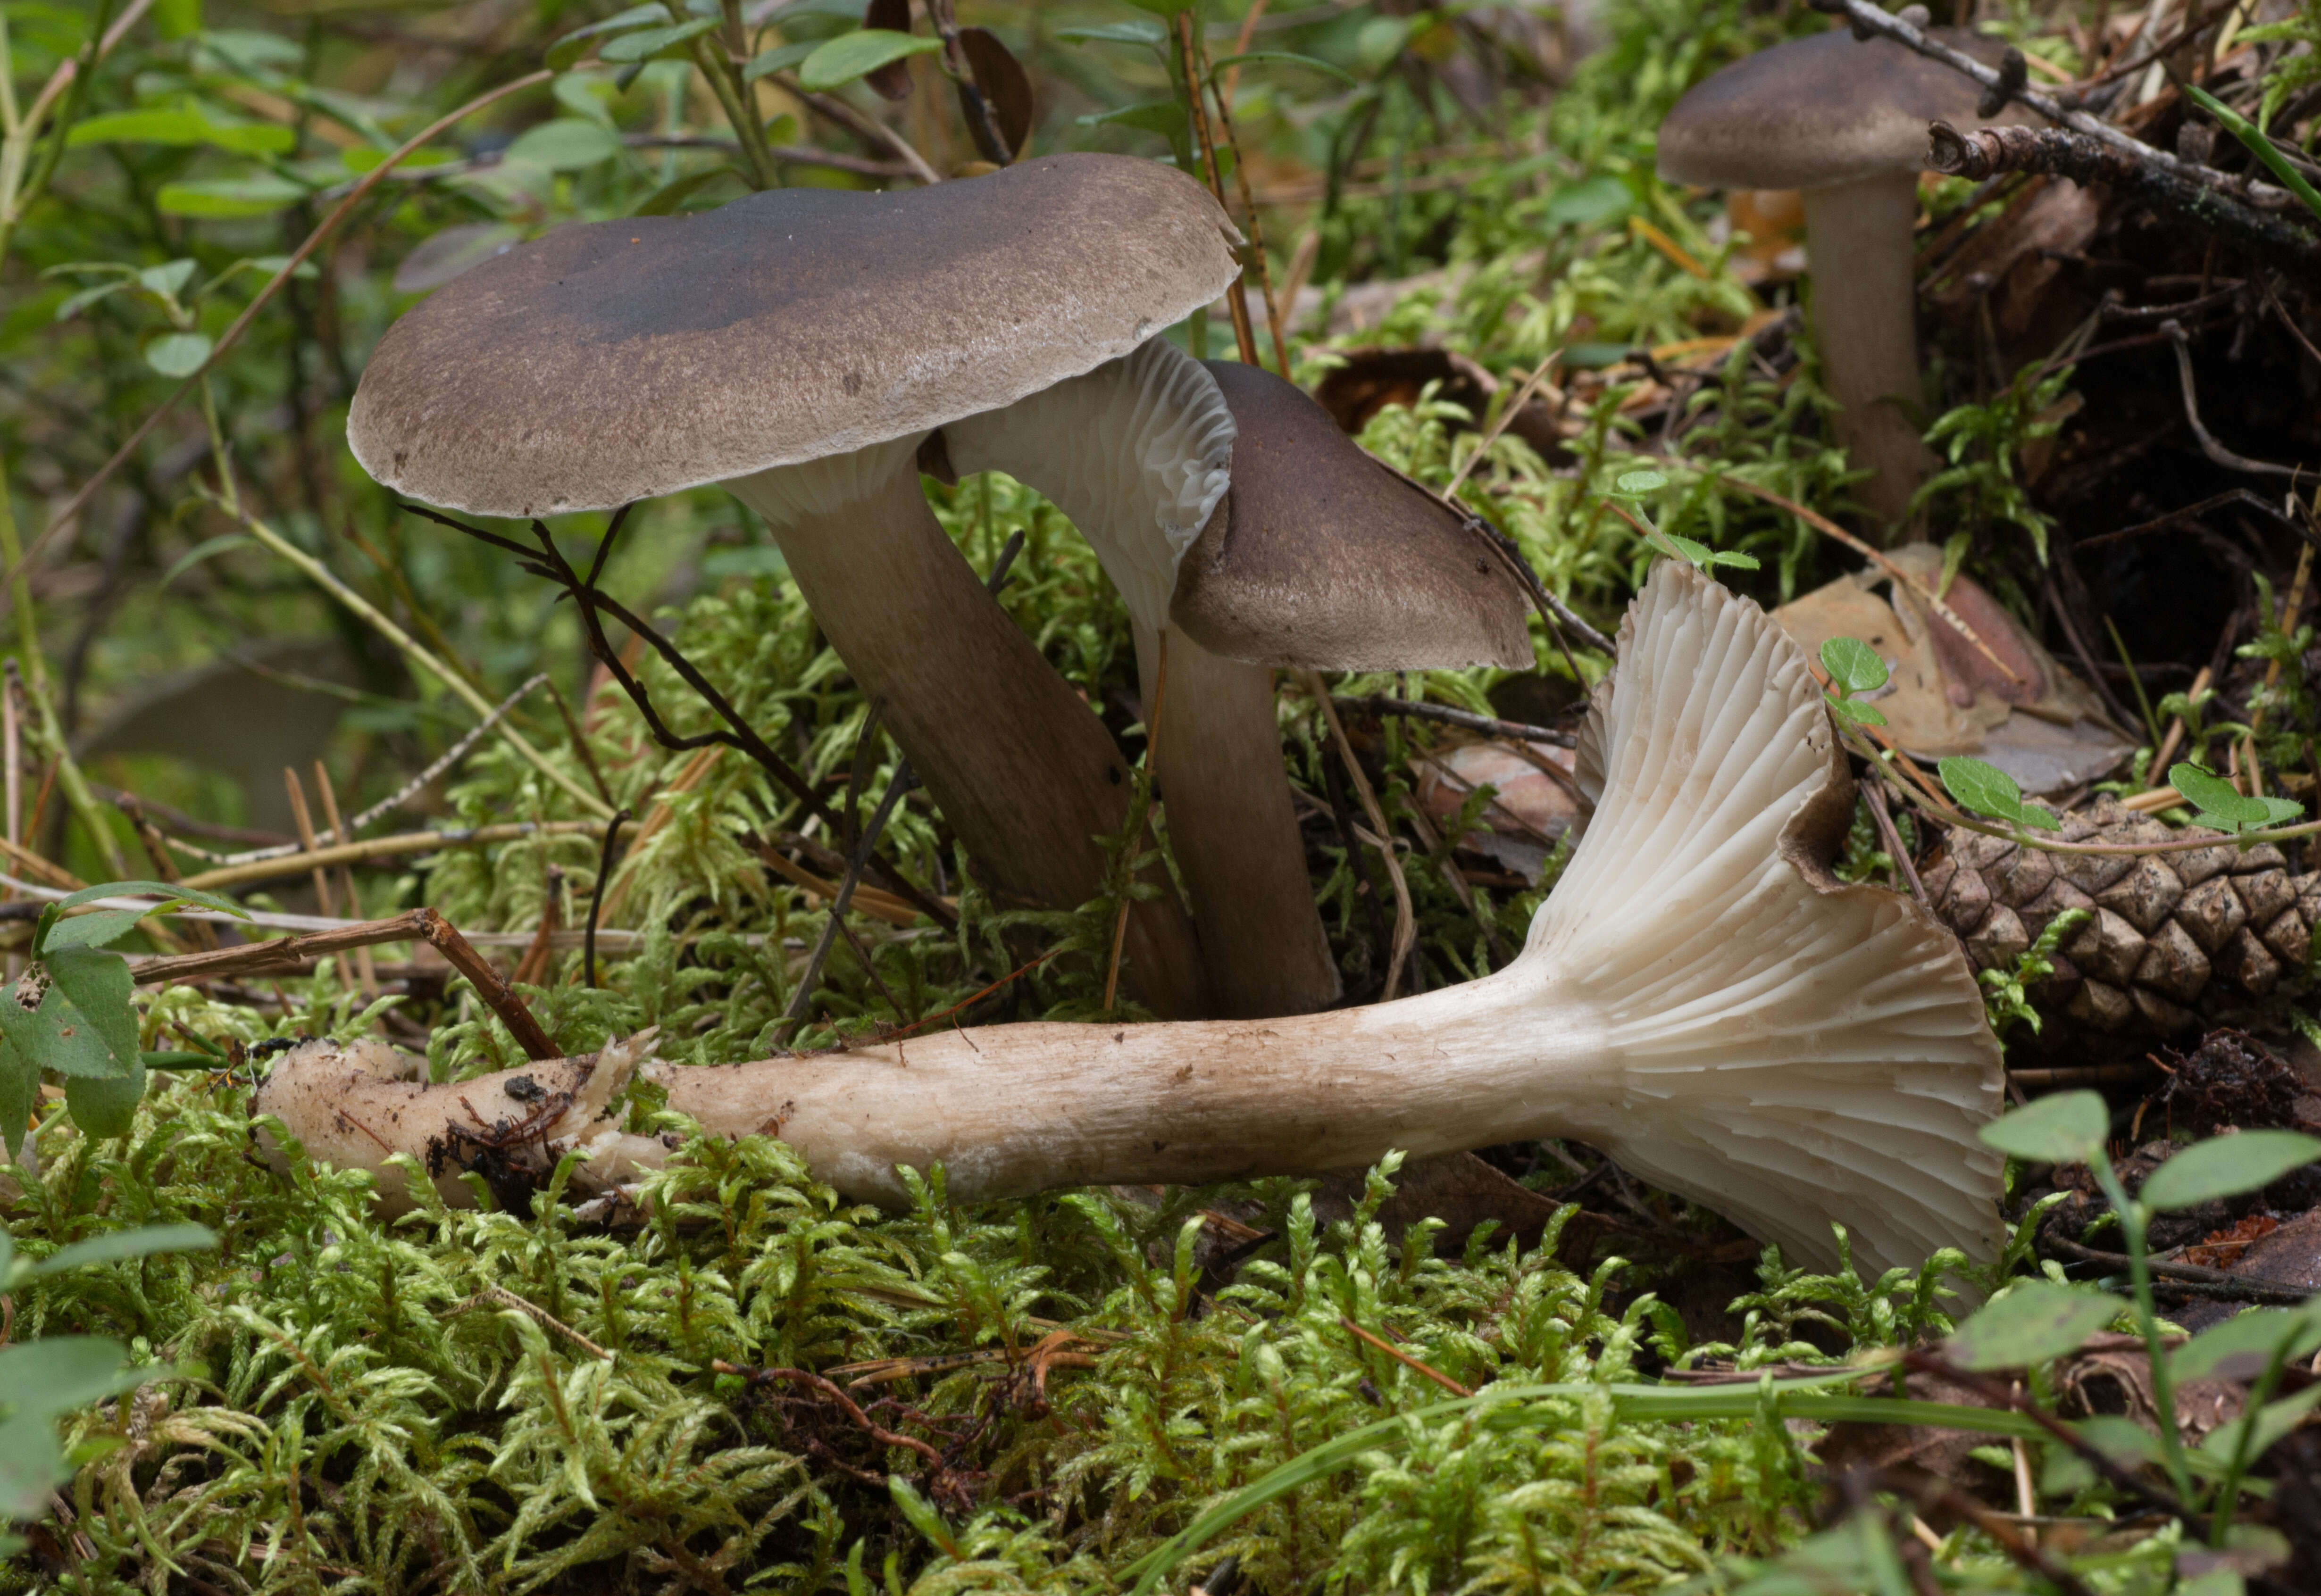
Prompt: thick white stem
<box><xmin>1132</xmin><ymin>619</ymin><xmax>1340</xmax><ymax>1018</ymax></box>
<box><xmin>728</xmin><ymin>444</ymin><xmax>1208</xmax><ymax>1018</ymax></box>
<box><xmin>1801</xmin><ymin>175</ymin><xmax>1941</xmax><ymax>535</ymax></box>
<box><xmin>643</xmin><ymin>961</ymin><xmax>1601</xmax><ymax>1200</ymax></box>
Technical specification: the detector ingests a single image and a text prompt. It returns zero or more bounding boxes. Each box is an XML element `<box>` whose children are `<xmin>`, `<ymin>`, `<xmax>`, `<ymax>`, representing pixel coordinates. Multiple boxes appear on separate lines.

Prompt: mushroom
<box><xmin>1656</xmin><ymin>25</ymin><xmax>2034</xmax><ymax>530</ymax></box>
<box><xmin>937</xmin><ymin>347</ymin><xmax>1531</xmax><ymax>1017</ymax></box>
<box><xmin>259</xmin><ymin>560</ymin><xmax>2003</xmax><ymax>1277</ymax></box>
<box><xmin>347</xmin><ymin>154</ymin><xmax>1240</xmax><ymax>1017</ymax></box>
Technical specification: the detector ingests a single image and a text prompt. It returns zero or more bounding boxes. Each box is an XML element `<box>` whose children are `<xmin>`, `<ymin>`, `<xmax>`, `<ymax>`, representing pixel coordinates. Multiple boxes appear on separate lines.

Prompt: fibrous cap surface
<box><xmin>1656</xmin><ymin>27</ymin><xmax>2026</xmax><ymax>190</ymax></box>
<box><xmin>347</xmin><ymin>154</ymin><xmax>1242</xmax><ymax>518</ymax></box>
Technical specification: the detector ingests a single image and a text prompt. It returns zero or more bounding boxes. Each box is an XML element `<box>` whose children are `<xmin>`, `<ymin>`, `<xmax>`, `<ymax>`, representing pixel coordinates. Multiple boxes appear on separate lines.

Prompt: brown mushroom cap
<box><xmin>348</xmin><ymin>154</ymin><xmax>1240</xmax><ymax>518</ymax></box>
<box><xmin>1169</xmin><ymin>361</ymin><xmax>1533</xmax><ymax>671</ymax></box>
<box><xmin>1656</xmin><ymin>28</ymin><xmax>2022</xmax><ymax>191</ymax></box>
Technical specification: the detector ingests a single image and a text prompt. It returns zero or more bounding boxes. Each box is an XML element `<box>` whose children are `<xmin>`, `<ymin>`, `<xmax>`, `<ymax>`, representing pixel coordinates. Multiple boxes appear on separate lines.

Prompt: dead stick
<box><xmin>1181</xmin><ymin>11</ymin><xmax>1259</xmax><ymax>369</ymax></box>
<box><xmin>414</xmin><ymin>907</ymin><xmax>559</xmax><ymax>1062</ymax></box>
<box><xmin>1196</xmin><ymin>24</ymin><xmax>1291</xmax><ymax>375</ymax></box>
<box><xmin>1339</xmin><ymin>1316</ymin><xmax>1472</xmax><ymax>1397</ymax></box>
<box><xmin>176</xmin><ymin>821</ymin><xmax>606</xmax><ymax>892</ymax></box>
<box><xmin>1103</xmin><ymin>626</ymin><xmax>1168</xmax><ymax>1014</ymax></box>
<box><xmin>1330</xmin><ymin>695</ymin><xmax>1576</xmax><ymax>748</ymax></box>
<box><xmin>713</xmin><ymin>1362</ymin><xmax>950</xmax><ymax>1470</ymax></box>
<box><xmin>1311</xmin><ymin>673</ymin><xmax>1416</xmax><ymax>999</ymax></box>
<box><xmin>283</xmin><ymin>769</ymin><xmax>336</xmax><ymax>917</ymax></box>
<box><xmin>133</xmin><ymin>908</ymin><xmax>437</xmax><ymax>986</ymax></box>
<box><xmin>311</xmin><ymin>761</ymin><xmax>377</xmax><ymax>998</ymax></box>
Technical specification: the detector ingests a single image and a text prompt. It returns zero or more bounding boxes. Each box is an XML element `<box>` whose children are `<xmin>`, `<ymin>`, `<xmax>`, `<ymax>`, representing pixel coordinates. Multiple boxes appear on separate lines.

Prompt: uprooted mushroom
<box><xmin>254</xmin><ymin>560</ymin><xmax>2004</xmax><ymax>1279</ymax></box>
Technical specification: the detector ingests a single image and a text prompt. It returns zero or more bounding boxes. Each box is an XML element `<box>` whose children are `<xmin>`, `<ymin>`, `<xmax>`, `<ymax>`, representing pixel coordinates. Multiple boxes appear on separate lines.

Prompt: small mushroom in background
<box><xmin>1656</xmin><ymin>21</ymin><xmax>2037</xmax><ymax>531</ymax></box>
<box><xmin>259</xmin><ymin>561</ymin><xmax>2005</xmax><ymax>1280</ymax></box>
<box><xmin>349</xmin><ymin>154</ymin><xmax>1239</xmax><ymax>1017</ymax></box>
<box><xmin>1770</xmin><ymin>543</ymin><xmax>2134</xmax><ymax>795</ymax></box>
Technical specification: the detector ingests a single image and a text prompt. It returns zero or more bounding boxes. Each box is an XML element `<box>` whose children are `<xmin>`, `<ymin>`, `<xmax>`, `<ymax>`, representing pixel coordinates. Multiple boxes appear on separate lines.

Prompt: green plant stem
<box><xmin>225</xmin><ymin>502</ymin><xmax>613</xmax><ymax>821</ymax></box>
<box><xmin>0</xmin><ymin>451</ymin><xmax>126</xmax><ymax>878</ymax></box>
<box><xmin>0</xmin><ymin>0</ymin><xmax>130</xmax><ymax>270</ymax></box>
<box><xmin>672</xmin><ymin>1</ymin><xmax>774</xmax><ymax>191</ymax></box>
<box><xmin>2089</xmin><ymin>1162</ymin><xmax>2195</xmax><ymax>1505</ymax></box>
<box><xmin>2184</xmin><ymin>81</ymin><xmax>2321</xmax><ymax>225</ymax></box>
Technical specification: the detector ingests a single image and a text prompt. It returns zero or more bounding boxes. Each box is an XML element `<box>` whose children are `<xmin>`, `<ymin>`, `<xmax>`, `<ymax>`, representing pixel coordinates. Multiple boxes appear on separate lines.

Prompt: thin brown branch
<box><xmin>1929</xmin><ymin>123</ymin><xmax>2321</xmax><ymax>273</ymax></box>
<box><xmin>1339</xmin><ymin>1316</ymin><xmax>1472</xmax><ymax>1397</ymax></box>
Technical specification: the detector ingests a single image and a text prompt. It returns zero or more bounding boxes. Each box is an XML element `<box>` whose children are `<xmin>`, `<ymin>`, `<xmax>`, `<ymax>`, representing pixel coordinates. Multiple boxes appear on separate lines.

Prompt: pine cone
<box><xmin>1921</xmin><ymin>795</ymin><xmax>2319</xmax><ymax>1044</ymax></box>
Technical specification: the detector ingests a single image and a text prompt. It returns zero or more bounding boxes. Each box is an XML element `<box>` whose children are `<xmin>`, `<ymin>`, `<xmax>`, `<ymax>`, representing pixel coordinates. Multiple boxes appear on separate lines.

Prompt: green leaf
<box><xmin>544</xmin><ymin>1</ymin><xmax>667</xmax><ymax>69</ymax></box>
<box><xmin>1820</xmin><ymin>636</ymin><xmax>1890</xmax><ymax>696</ymax></box>
<box><xmin>142</xmin><ymin>331</ymin><xmax>212</xmax><ymax>377</ymax></box>
<box><xmin>598</xmin><ymin>17</ymin><xmax>719</xmax><ymax>64</ymax></box>
<box><xmin>502</xmin><ymin>118</ymin><xmax>624</xmax><ymax>171</ymax></box>
<box><xmin>67</xmin><ymin>108</ymin><xmax>294</xmax><ymax>155</ymax></box>
<box><xmin>2198</xmin><ymin>1383</ymin><xmax>2321</xmax><ymax>1468</ymax></box>
<box><xmin>742</xmin><ymin>41</ymin><xmax>819</xmax><ymax>82</ymax></box>
<box><xmin>0</xmin><ymin>1338</ymin><xmax>147</xmax><ymax>1517</ymax></box>
<box><xmin>49</xmin><ymin>880</ymin><xmax>248</xmax><ymax>919</ymax></box>
<box><xmin>1828</xmin><ymin>697</ymin><xmax>1888</xmax><ymax>728</ymax></box>
<box><xmin>21</xmin><ymin>1224</ymin><xmax>217</xmax><ymax>1283</ymax></box>
<box><xmin>159</xmin><ymin>532</ymin><xmax>255</xmax><ymax>589</ymax></box>
<box><xmin>156</xmin><ymin>175</ymin><xmax>309</xmax><ymax>218</ymax></box>
<box><xmin>2182</xmin><ymin>82</ymin><xmax>2321</xmax><ymax>226</ymax></box>
<box><xmin>37</xmin><ymin>909</ymin><xmax>152</xmax><ymax>953</ymax></box>
<box><xmin>64</xmin><ymin>1068</ymin><xmax>146</xmax><ymax>1142</ymax></box>
<box><xmin>2167</xmin><ymin>762</ymin><xmax>2304</xmax><ymax>834</ymax></box>
<box><xmin>2141</xmin><ymin>1130</ymin><xmax>2321</xmax><ymax>1211</ymax></box>
<box><xmin>1543</xmin><ymin>175</ymin><xmax>1632</xmax><ymax>227</ymax></box>
<box><xmin>797</xmin><ymin>30</ymin><xmax>945</xmax><ymax>92</ymax></box>
<box><xmin>0</xmin><ymin>969</ymin><xmax>132</xmax><ymax>1082</ymax></box>
<box><xmin>1615</xmin><ymin>468</ymin><xmax>1667</xmax><ymax>496</ymax></box>
<box><xmin>1979</xmin><ymin>1089</ymin><xmax>2107</xmax><ymax>1165</ymax></box>
<box><xmin>44</xmin><ymin>950</ymin><xmax>141</xmax><ymax>1079</ymax></box>
<box><xmin>1056</xmin><ymin>21</ymin><xmax>1169</xmax><ymax>46</ymax></box>
<box><xmin>137</xmin><ymin>259</ymin><xmax>199</xmax><ymax>299</ymax></box>
<box><xmin>633</xmin><ymin>166</ymin><xmax>741</xmax><ymax>216</ymax></box>
<box><xmin>888</xmin><ymin>1473</ymin><xmax>960</xmax><ymax>1556</ymax></box>
<box><xmin>2171</xmin><ymin>1305</ymin><xmax>2321</xmax><ymax>1384</ymax></box>
<box><xmin>1944</xmin><ymin>1280</ymin><xmax>2124</xmax><ymax>1371</ymax></box>
<box><xmin>1937</xmin><ymin>754</ymin><xmax>2058</xmax><ymax>830</ymax></box>
<box><xmin>0</xmin><ymin>1045</ymin><xmax>34</xmax><ymax>1164</ymax></box>
<box><xmin>1077</xmin><ymin>100</ymin><xmax>1187</xmax><ymax>138</ymax></box>
<box><xmin>1206</xmin><ymin>50</ymin><xmax>1358</xmax><ymax>84</ymax></box>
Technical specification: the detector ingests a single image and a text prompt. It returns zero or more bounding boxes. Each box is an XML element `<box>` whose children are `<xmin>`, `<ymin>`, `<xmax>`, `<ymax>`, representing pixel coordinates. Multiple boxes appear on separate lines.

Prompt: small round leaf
<box><xmin>2141</xmin><ymin>1130</ymin><xmax>2321</xmax><ymax>1212</ymax></box>
<box><xmin>1945</xmin><ymin>1280</ymin><xmax>2125</xmax><ymax>1371</ymax></box>
<box><xmin>1819</xmin><ymin>636</ymin><xmax>1890</xmax><ymax>696</ymax></box>
<box><xmin>1978</xmin><ymin>1089</ymin><xmax>2107</xmax><ymax>1165</ymax></box>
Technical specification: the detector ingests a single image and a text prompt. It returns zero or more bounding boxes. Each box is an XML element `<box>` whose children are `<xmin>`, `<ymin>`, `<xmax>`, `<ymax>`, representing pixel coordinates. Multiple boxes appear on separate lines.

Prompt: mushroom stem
<box><xmin>942</xmin><ymin>340</ymin><xmax>1339</xmax><ymax>1019</ymax></box>
<box><xmin>1132</xmin><ymin>620</ymin><xmax>1342</xmax><ymax>1018</ymax></box>
<box><xmin>260</xmin><ymin>564</ymin><xmax>2004</xmax><ymax>1280</ymax></box>
<box><xmin>1800</xmin><ymin>175</ymin><xmax>1942</xmax><ymax>534</ymax></box>
<box><xmin>728</xmin><ymin>453</ymin><xmax>1208</xmax><ymax>1018</ymax></box>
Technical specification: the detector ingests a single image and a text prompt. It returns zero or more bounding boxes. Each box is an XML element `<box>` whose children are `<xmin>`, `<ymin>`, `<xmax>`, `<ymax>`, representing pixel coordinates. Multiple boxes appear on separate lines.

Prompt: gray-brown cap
<box><xmin>1657</xmin><ymin>28</ymin><xmax>2023</xmax><ymax>191</ymax></box>
<box><xmin>1170</xmin><ymin>361</ymin><xmax>1533</xmax><ymax>670</ymax></box>
<box><xmin>348</xmin><ymin>154</ymin><xmax>1241</xmax><ymax>518</ymax></box>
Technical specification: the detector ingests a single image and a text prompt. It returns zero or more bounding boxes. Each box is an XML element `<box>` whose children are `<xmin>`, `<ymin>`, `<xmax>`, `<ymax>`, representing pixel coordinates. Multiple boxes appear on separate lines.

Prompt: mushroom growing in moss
<box><xmin>349</xmin><ymin>154</ymin><xmax>1233</xmax><ymax>1016</ymax></box>
<box><xmin>258</xmin><ymin>560</ymin><xmax>2003</xmax><ymax>1277</ymax></box>
<box><xmin>1657</xmin><ymin>26</ymin><xmax>2034</xmax><ymax>531</ymax></box>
